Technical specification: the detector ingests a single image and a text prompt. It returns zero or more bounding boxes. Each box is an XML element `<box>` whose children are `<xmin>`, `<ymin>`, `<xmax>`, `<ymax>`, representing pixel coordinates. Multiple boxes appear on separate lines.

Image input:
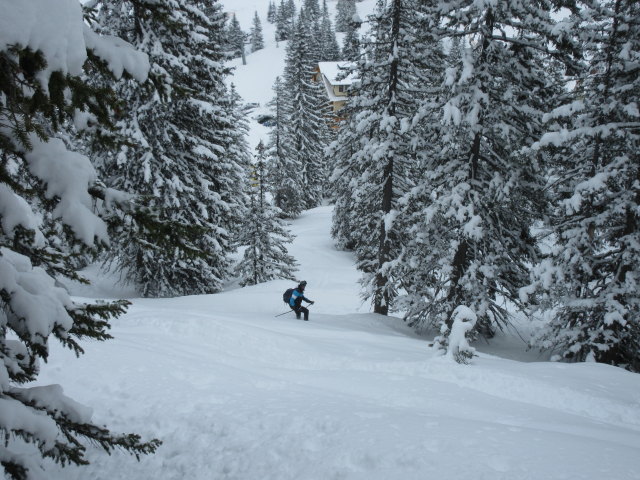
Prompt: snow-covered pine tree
<box><xmin>526</xmin><ymin>0</ymin><xmax>640</xmax><ymax>370</ymax></box>
<box><xmin>235</xmin><ymin>142</ymin><xmax>299</xmax><ymax>286</ymax></box>
<box><xmin>386</xmin><ymin>0</ymin><xmax>448</xmax><ymax>322</ymax></box>
<box><xmin>328</xmin><ymin>0</ymin><xmax>429</xmax><ymax>314</ymax></box>
<box><xmin>327</xmin><ymin>113</ymin><xmax>366</xmax><ymax>252</ymax></box>
<box><xmin>304</xmin><ymin>0</ymin><xmax>321</xmax><ymax>21</ymax></box>
<box><xmin>276</xmin><ymin>0</ymin><xmax>295</xmax><ymax>41</ymax></box>
<box><xmin>319</xmin><ymin>2</ymin><xmax>342</xmax><ymax>62</ymax></box>
<box><xmin>401</xmin><ymin>0</ymin><xmax>572</xmax><ymax>337</ymax></box>
<box><xmin>0</xmin><ymin>2</ymin><xmax>160</xmax><ymax>478</ymax></box>
<box><xmin>227</xmin><ymin>13</ymin><xmax>246</xmax><ymax>59</ymax></box>
<box><xmin>266</xmin><ymin>76</ymin><xmax>305</xmax><ymax>217</ymax></box>
<box><xmin>285</xmin><ymin>0</ymin><xmax>296</xmax><ymax>19</ymax></box>
<box><xmin>306</xmin><ymin>2</ymin><xmax>340</xmax><ymax>64</ymax></box>
<box><xmin>328</xmin><ymin>30</ymin><xmax>376</xmax><ymax>251</ymax></box>
<box><xmin>91</xmin><ymin>0</ymin><xmax>245</xmax><ymax>297</ymax></box>
<box><xmin>251</xmin><ymin>11</ymin><xmax>265</xmax><ymax>52</ymax></box>
<box><xmin>447</xmin><ymin>35</ymin><xmax>463</xmax><ymax>68</ymax></box>
<box><xmin>281</xmin><ymin>10</ymin><xmax>331</xmax><ymax>210</ymax></box>
<box><xmin>305</xmin><ymin>0</ymin><xmax>323</xmax><ymax>63</ymax></box>
<box><xmin>341</xmin><ymin>13</ymin><xmax>362</xmax><ymax>61</ymax></box>
<box><xmin>268</xmin><ymin>0</ymin><xmax>278</xmax><ymax>23</ymax></box>
<box><xmin>335</xmin><ymin>0</ymin><xmax>357</xmax><ymax>32</ymax></box>
<box><xmin>221</xmin><ymin>83</ymin><xmax>252</xmax><ymax>244</ymax></box>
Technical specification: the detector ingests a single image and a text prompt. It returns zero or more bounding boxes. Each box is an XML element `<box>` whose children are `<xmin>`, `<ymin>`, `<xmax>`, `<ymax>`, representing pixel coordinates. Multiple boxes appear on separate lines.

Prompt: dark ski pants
<box><xmin>292</xmin><ymin>306</ymin><xmax>309</xmax><ymax>320</ymax></box>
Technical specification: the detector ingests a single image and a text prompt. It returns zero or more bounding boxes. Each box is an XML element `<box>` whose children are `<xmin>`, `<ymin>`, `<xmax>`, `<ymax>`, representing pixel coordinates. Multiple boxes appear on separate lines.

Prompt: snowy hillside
<box><xmin>42</xmin><ymin>205</ymin><xmax>640</xmax><ymax>480</ymax></box>
<box><xmin>32</xmin><ymin>1</ymin><xmax>640</xmax><ymax>479</ymax></box>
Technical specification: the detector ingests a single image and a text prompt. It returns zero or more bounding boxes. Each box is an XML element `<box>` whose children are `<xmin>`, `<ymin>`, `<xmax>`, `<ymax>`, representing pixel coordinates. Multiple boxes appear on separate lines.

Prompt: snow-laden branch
<box><xmin>0</xmin><ymin>0</ymin><xmax>149</xmax><ymax>89</ymax></box>
<box><xmin>24</xmin><ymin>135</ymin><xmax>109</xmax><ymax>247</ymax></box>
<box><xmin>83</xmin><ymin>25</ymin><xmax>149</xmax><ymax>82</ymax></box>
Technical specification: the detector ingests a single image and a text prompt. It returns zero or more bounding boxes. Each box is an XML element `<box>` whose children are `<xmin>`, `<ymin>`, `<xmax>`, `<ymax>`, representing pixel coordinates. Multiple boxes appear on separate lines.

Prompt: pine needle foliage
<box><xmin>1</xmin><ymin>5</ymin><xmax>161</xmax><ymax>479</ymax></box>
<box><xmin>329</xmin><ymin>0</ymin><xmax>434</xmax><ymax>314</ymax></box>
<box><xmin>526</xmin><ymin>0</ymin><xmax>640</xmax><ymax>371</ymax></box>
<box><xmin>89</xmin><ymin>0</ymin><xmax>247</xmax><ymax>297</ymax></box>
<box><xmin>235</xmin><ymin>142</ymin><xmax>298</xmax><ymax>286</ymax></box>
<box><xmin>397</xmin><ymin>0</ymin><xmax>573</xmax><ymax>338</ymax></box>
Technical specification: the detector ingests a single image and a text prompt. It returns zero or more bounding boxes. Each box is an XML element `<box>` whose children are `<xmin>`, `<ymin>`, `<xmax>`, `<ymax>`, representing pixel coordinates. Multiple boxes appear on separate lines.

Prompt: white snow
<box><xmin>0</xmin><ymin>247</ymin><xmax>75</xmax><ymax>338</ymax></box>
<box><xmin>0</xmin><ymin>0</ymin><xmax>149</xmax><ymax>86</ymax></box>
<box><xmin>0</xmin><ymin>397</ymin><xmax>60</xmax><ymax>450</ymax></box>
<box><xmin>318</xmin><ymin>61</ymin><xmax>357</xmax><ymax>85</ymax></box>
<box><xmin>40</xmin><ymin>205</ymin><xmax>640</xmax><ymax>480</ymax></box>
<box><xmin>0</xmin><ymin>0</ymin><xmax>86</xmax><ymax>82</ymax></box>
<box><xmin>16</xmin><ymin>1</ymin><xmax>640</xmax><ymax>478</ymax></box>
<box><xmin>25</xmin><ymin>136</ymin><xmax>109</xmax><ymax>246</ymax></box>
<box><xmin>0</xmin><ymin>185</ymin><xmax>45</xmax><ymax>247</ymax></box>
<box><xmin>83</xmin><ymin>25</ymin><xmax>149</xmax><ymax>82</ymax></box>
<box><xmin>444</xmin><ymin>305</ymin><xmax>477</xmax><ymax>361</ymax></box>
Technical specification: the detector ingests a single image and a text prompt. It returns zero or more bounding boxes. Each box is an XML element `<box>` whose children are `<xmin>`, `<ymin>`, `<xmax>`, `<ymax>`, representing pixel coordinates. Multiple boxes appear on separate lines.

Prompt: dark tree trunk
<box><xmin>373</xmin><ymin>0</ymin><xmax>402</xmax><ymax>315</ymax></box>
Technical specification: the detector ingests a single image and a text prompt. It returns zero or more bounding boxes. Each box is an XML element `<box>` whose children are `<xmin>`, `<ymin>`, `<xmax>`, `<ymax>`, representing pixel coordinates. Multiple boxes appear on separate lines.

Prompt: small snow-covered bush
<box><xmin>435</xmin><ymin>306</ymin><xmax>478</xmax><ymax>365</ymax></box>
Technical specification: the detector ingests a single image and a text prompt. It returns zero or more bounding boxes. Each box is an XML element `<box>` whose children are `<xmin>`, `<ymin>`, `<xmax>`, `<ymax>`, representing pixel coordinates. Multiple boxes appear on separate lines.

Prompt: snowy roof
<box><xmin>320</xmin><ymin>74</ymin><xmax>345</xmax><ymax>103</ymax></box>
<box><xmin>317</xmin><ymin>62</ymin><xmax>357</xmax><ymax>86</ymax></box>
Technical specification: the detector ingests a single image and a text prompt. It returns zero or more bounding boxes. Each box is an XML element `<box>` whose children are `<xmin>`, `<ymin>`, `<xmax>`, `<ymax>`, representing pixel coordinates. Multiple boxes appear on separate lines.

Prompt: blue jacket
<box><xmin>289</xmin><ymin>288</ymin><xmax>311</xmax><ymax>308</ymax></box>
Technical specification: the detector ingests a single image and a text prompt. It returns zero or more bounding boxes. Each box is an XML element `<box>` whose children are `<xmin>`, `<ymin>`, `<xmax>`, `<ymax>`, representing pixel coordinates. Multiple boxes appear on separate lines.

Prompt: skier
<box><xmin>289</xmin><ymin>280</ymin><xmax>314</xmax><ymax>320</ymax></box>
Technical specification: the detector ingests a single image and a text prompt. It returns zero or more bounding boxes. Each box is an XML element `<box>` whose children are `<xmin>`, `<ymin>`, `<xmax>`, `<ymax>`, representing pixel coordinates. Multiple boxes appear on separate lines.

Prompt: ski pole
<box><xmin>275</xmin><ymin>302</ymin><xmax>315</xmax><ymax>318</ymax></box>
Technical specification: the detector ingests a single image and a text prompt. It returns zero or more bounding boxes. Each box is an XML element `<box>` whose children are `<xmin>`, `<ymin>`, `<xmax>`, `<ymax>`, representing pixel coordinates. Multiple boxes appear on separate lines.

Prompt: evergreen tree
<box><xmin>266</xmin><ymin>77</ymin><xmax>304</xmax><ymax>217</ymax></box>
<box><xmin>235</xmin><ymin>142</ymin><xmax>299</xmax><ymax>286</ymax></box>
<box><xmin>319</xmin><ymin>3</ymin><xmax>342</xmax><ymax>61</ymax></box>
<box><xmin>305</xmin><ymin>1</ymin><xmax>324</xmax><ymax>63</ymax></box>
<box><xmin>251</xmin><ymin>11</ymin><xmax>265</xmax><ymax>52</ymax></box>
<box><xmin>341</xmin><ymin>13</ymin><xmax>362</xmax><ymax>61</ymax></box>
<box><xmin>227</xmin><ymin>13</ymin><xmax>246</xmax><ymax>58</ymax></box>
<box><xmin>282</xmin><ymin>11</ymin><xmax>331</xmax><ymax>211</ymax></box>
<box><xmin>286</xmin><ymin>0</ymin><xmax>296</xmax><ymax>18</ymax></box>
<box><xmin>221</xmin><ymin>83</ymin><xmax>253</xmax><ymax>243</ymax></box>
<box><xmin>91</xmin><ymin>0</ymin><xmax>245</xmax><ymax>297</ymax></box>
<box><xmin>447</xmin><ymin>35</ymin><xmax>463</xmax><ymax>67</ymax></box>
<box><xmin>304</xmin><ymin>0</ymin><xmax>322</xmax><ymax>21</ymax></box>
<box><xmin>276</xmin><ymin>0</ymin><xmax>296</xmax><ymax>41</ymax></box>
<box><xmin>328</xmin><ymin>0</ymin><xmax>431</xmax><ymax>314</ymax></box>
<box><xmin>0</xmin><ymin>2</ymin><xmax>160</xmax><ymax>478</ymax></box>
<box><xmin>335</xmin><ymin>0</ymin><xmax>357</xmax><ymax>32</ymax></box>
<box><xmin>399</xmin><ymin>0</ymin><xmax>573</xmax><ymax>338</ymax></box>
<box><xmin>267</xmin><ymin>0</ymin><xmax>278</xmax><ymax>23</ymax></box>
<box><xmin>526</xmin><ymin>0</ymin><xmax>640</xmax><ymax>370</ymax></box>
<box><xmin>322</xmin><ymin>0</ymin><xmax>330</xmax><ymax>19</ymax></box>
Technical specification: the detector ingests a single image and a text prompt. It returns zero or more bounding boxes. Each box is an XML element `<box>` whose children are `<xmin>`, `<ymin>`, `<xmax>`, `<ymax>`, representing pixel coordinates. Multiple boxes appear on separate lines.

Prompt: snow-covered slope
<box><xmin>43</xmin><ymin>204</ymin><xmax>640</xmax><ymax>480</ymax></box>
<box><xmin>37</xmin><ymin>2</ymin><xmax>640</xmax><ymax>479</ymax></box>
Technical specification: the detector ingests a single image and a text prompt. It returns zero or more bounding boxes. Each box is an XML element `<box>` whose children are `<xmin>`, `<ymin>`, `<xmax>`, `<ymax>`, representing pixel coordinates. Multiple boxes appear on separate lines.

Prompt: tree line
<box><xmin>0</xmin><ymin>0</ymin><xmax>279</xmax><ymax>477</ymax></box>
<box><xmin>328</xmin><ymin>0</ymin><xmax>639</xmax><ymax>370</ymax></box>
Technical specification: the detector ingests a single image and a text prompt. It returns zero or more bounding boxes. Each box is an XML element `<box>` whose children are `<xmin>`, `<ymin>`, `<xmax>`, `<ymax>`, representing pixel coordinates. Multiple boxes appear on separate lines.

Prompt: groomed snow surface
<box><xmin>42</xmin><ymin>207</ymin><xmax>640</xmax><ymax>480</ymax></box>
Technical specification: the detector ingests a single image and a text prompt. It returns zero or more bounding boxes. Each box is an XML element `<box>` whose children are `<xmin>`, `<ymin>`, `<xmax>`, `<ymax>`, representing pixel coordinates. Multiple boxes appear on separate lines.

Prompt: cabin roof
<box><xmin>317</xmin><ymin>62</ymin><xmax>357</xmax><ymax>86</ymax></box>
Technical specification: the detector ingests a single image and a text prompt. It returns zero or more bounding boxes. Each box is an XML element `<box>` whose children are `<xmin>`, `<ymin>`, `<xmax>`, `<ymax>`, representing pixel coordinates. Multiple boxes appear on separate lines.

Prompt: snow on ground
<box><xmin>43</xmin><ymin>205</ymin><xmax>640</xmax><ymax>480</ymax></box>
<box><xmin>35</xmin><ymin>2</ymin><xmax>640</xmax><ymax>479</ymax></box>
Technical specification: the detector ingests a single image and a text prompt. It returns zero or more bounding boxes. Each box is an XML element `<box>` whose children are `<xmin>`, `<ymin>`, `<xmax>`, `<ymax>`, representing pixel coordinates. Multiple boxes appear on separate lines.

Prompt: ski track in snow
<box><xmin>38</xmin><ymin>1</ymin><xmax>640</xmax><ymax>478</ymax></box>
